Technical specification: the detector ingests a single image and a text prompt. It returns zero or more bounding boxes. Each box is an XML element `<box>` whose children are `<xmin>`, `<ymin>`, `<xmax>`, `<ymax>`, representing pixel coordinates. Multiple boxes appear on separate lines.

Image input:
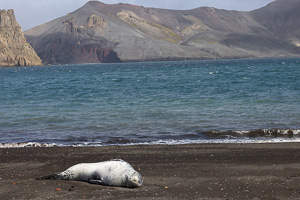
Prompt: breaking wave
<box><xmin>1</xmin><ymin>129</ymin><xmax>300</xmax><ymax>148</ymax></box>
<box><xmin>201</xmin><ymin>129</ymin><xmax>300</xmax><ymax>139</ymax></box>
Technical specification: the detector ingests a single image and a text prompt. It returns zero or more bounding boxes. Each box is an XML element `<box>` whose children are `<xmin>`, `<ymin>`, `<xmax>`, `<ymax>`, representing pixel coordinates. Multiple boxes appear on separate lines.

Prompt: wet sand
<box><xmin>1</xmin><ymin>143</ymin><xmax>300</xmax><ymax>199</ymax></box>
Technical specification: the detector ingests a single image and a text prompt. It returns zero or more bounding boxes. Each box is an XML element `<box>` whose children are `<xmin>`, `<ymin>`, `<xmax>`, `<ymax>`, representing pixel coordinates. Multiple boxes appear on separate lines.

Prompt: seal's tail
<box><xmin>36</xmin><ymin>173</ymin><xmax>63</xmax><ymax>180</ymax></box>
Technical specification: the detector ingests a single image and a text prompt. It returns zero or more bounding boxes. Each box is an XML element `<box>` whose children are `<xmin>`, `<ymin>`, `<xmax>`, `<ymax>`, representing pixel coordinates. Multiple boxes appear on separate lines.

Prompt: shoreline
<box><xmin>1</xmin><ymin>56</ymin><xmax>300</xmax><ymax>68</ymax></box>
<box><xmin>1</xmin><ymin>143</ymin><xmax>300</xmax><ymax>199</ymax></box>
<box><xmin>1</xmin><ymin>136</ymin><xmax>300</xmax><ymax>148</ymax></box>
<box><xmin>1</xmin><ymin>129</ymin><xmax>300</xmax><ymax>148</ymax></box>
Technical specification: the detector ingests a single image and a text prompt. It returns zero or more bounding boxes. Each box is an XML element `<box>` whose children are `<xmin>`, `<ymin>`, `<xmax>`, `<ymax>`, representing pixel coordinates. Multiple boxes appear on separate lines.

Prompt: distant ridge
<box><xmin>25</xmin><ymin>0</ymin><xmax>300</xmax><ymax>64</ymax></box>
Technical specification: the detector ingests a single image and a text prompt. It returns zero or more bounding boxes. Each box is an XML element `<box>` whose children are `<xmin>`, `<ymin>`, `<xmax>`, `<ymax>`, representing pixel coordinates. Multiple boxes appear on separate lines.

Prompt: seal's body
<box><xmin>36</xmin><ymin>159</ymin><xmax>143</xmax><ymax>188</ymax></box>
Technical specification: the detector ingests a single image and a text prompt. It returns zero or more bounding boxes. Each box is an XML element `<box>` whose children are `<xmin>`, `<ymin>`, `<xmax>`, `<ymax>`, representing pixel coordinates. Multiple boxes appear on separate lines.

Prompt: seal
<box><xmin>36</xmin><ymin>159</ymin><xmax>143</xmax><ymax>188</ymax></box>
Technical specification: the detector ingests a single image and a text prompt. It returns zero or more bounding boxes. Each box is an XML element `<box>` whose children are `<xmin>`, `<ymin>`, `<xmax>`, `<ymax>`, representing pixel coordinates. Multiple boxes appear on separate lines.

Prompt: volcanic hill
<box><xmin>25</xmin><ymin>0</ymin><xmax>300</xmax><ymax>64</ymax></box>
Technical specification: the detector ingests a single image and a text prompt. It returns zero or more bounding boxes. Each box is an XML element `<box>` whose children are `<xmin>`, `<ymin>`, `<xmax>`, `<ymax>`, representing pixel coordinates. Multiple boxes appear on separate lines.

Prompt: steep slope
<box><xmin>25</xmin><ymin>12</ymin><xmax>121</xmax><ymax>64</ymax></box>
<box><xmin>0</xmin><ymin>9</ymin><xmax>42</xmax><ymax>67</ymax></box>
<box><xmin>251</xmin><ymin>0</ymin><xmax>300</xmax><ymax>46</ymax></box>
<box><xmin>25</xmin><ymin>1</ymin><xmax>300</xmax><ymax>64</ymax></box>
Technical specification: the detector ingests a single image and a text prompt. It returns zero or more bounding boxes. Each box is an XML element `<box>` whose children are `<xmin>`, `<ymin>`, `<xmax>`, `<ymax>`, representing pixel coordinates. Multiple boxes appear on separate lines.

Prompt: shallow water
<box><xmin>0</xmin><ymin>58</ymin><xmax>299</xmax><ymax>146</ymax></box>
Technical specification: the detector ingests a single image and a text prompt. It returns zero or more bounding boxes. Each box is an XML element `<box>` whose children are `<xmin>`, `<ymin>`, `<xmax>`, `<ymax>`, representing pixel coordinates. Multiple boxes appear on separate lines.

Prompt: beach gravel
<box><xmin>0</xmin><ymin>143</ymin><xmax>300</xmax><ymax>199</ymax></box>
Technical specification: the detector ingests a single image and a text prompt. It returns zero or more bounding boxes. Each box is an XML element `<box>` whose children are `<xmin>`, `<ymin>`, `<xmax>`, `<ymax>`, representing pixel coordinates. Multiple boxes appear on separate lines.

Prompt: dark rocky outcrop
<box><xmin>25</xmin><ymin>14</ymin><xmax>120</xmax><ymax>64</ymax></box>
<box><xmin>0</xmin><ymin>9</ymin><xmax>42</xmax><ymax>67</ymax></box>
<box><xmin>25</xmin><ymin>0</ymin><xmax>300</xmax><ymax>64</ymax></box>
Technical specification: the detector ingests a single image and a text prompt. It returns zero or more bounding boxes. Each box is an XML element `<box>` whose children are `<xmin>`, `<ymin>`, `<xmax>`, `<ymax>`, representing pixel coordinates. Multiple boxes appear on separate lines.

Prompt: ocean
<box><xmin>0</xmin><ymin>58</ymin><xmax>299</xmax><ymax>147</ymax></box>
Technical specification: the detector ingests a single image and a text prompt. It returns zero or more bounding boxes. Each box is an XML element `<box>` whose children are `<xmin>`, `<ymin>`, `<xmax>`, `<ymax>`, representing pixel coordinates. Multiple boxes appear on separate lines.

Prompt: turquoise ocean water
<box><xmin>0</xmin><ymin>58</ymin><xmax>299</xmax><ymax>146</ymax></box>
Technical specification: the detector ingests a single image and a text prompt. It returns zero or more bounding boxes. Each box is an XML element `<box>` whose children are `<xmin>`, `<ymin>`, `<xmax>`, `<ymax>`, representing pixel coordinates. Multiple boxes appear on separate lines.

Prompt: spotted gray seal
<box><xmin>36</xmin><ymin>159</ymin><xmax>143</xmax><ymax>188</ymax></box>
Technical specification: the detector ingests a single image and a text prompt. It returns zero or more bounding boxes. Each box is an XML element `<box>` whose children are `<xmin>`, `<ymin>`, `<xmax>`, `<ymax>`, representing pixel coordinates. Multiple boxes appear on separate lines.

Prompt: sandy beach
<box><xmin>1</xmin><ymin>143</ymin><xmax>300</xmax><ymax>199</ymax></box>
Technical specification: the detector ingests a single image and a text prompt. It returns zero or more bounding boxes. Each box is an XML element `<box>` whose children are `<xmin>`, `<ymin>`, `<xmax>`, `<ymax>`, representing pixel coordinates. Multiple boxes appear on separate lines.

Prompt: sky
<box><xmin>2</xmin><ymin>0</ymin><xmax>275</xmax><ymax>31</ymax></box>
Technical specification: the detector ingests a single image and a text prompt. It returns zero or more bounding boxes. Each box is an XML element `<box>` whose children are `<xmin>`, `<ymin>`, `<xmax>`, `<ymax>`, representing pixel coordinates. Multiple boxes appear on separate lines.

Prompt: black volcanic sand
<box><xmin>1</xmin><ymin>143</ymin><xmax>300</xmax><ymax>199</ymax></box>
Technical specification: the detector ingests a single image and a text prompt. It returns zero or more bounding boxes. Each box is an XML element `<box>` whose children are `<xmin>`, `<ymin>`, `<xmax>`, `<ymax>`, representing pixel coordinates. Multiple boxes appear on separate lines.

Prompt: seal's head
<box><xmin>124</xmin><ymin>171</ymin><xmax>143</xmax><ymax>188</ymax></box>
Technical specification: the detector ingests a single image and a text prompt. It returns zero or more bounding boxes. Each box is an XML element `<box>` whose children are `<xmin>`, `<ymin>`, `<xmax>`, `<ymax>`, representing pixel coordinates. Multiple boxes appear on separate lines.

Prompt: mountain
<box><xmin>251</xmin><ymin>0</ymin><xmax>300</xmax><ymax>45</ymax></box>
<box><xmin>0</xmin><ymin>9</ymin><xmax>42</xmax><ymax>67</ymax></box>
<box><xmin>25</xmin><ymin>0</ymin><xmax>300</xmax><ymax>64</ymax></box>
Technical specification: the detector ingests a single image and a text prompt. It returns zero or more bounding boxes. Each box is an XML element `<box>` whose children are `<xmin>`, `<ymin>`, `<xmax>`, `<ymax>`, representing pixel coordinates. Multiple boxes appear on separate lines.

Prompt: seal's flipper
<box><xmin>89</xmin><ymin>179</ymin><xmax>104</xmax><ymax>185</ymax></box>
<box><xmin>110</xmin><ymin>158</ymin><xmax>124</xmax><ymax>162</ymax></box>
<box><xmin>36</xmin><ymin>173</ymin><xmax>62</xmax><ymax>180</ymax></box>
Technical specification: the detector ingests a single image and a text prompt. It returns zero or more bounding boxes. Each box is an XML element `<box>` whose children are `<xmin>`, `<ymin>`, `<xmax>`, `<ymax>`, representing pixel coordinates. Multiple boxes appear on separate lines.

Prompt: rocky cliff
<box><xmin>0</xmin><ymin>9</ymin><xmax>42</xmax><ymax>67</ymax></box>
<box><xmin>25</xmin><ymin>0</ymin><xmax>300</xmax><ymax>64</ymax></box>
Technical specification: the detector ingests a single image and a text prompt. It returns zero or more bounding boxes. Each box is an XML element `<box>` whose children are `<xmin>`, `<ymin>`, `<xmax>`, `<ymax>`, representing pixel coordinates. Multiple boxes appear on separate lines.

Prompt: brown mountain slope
<box><xmin>25</xmin><ymin>0</ymin><xmax>300</xmax><ymax>64</ymax></box>
<box><xmin>0</xmin><ymin>9</ymin><xmax>42</xmax><ymax>67</ymax></box>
